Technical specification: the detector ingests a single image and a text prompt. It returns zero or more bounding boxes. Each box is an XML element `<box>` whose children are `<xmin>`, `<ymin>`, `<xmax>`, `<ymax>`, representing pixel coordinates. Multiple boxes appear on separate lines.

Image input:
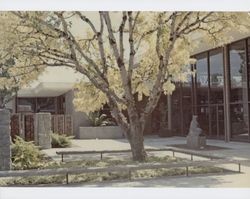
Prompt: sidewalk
<box><xmin>42</xmin><ymin>136</ymin><xmax>250</xmax><ymax>187</ymax></box>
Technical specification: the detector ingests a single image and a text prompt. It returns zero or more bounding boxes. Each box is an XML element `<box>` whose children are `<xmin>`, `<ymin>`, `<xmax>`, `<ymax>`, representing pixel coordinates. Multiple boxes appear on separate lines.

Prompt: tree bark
<box><xmin>112</xmin><ymin>102</ymin><xmax>147</xmax><ymax>161</ymax></box>
<box><xmin>128</xmin><ymin>121</ymin><xmax>146</xmax><ymax>161</ymax></box>
<box><xmin>126</xmin><ymin>109</ymin><xmax>147</xmax><ymax>161</ymax></box>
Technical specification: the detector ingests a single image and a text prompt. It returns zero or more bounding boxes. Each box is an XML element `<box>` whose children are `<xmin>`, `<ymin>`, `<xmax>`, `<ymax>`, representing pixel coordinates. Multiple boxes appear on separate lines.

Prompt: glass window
<box><xmin>230</xmin><ymin>104</ymin><xmax>249</xmax><ymax>140</ymax></box>
<box><xmin>229</xmin><ymin>40</ymin><xmax>247</xmax><ymax>103</ymax></box>
<box><xmin>17</xmin><ymin>98</ymin><xmax>36</xmax><ymax>112</ymax></box>
<box><xmin>209</xmin><ymin>48</ymin><xmax>224</xmax><ymax>104</ymax></box>
<box><xmin>229</xmin><ymin>40</ymin><xmax>249</xmax><ymax>140</ymax></box>
<box><xmin>195</xmin><ymin>53</ymin><xmax>209</xmax><ymax>105</ymax></box>
<box><xmin>197</xmin><ymin>105</ymin><xmax>209</xmax><ymax>135</ymax></box>
<box><xmin>196</xmin><ymin>53</ymin><xmax>208</xmax><ymax>87</ymax></box>
<box><xmin>57</xmin><ymin>95</ymin><xmax>65</xmax><ymax>114</ymax></box>
<box><xmin>37</xmin><ymin>97</ymin><xmax>56</xmax><ymax>113</ymax></box>
<box><xmin>182</xmin><ymin>65</ymin><xmax>192</xmax><ymax>87</ymax></box>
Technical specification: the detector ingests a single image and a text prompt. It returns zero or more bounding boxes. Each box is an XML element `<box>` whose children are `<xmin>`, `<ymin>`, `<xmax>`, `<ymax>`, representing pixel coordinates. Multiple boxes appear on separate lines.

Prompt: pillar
<box><xmin>223</xmin><ymin>45</ymin><xmax>231</xmax><ymax>142</ymax></box>
<box><xmin>0</xmin><ymin>109</ymin><xmax>12</xmax><ymax>170</ymax></box>
<box><xmin>167</xmin><ymin>94</ymin><xmax>172</xmax><ymax>131</ymax></box>
<box><xmin>34</xmin><ymin>112</ymin><xmax>52</xmax><ymax>149</ymax></box>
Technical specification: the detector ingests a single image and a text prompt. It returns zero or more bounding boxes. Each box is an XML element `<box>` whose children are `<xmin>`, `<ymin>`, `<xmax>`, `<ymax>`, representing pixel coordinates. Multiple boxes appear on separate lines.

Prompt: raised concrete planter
<box><xmin>79</xmin><ymin>126</ymin><xmax>125</xmax><ymax>139</ymax></box>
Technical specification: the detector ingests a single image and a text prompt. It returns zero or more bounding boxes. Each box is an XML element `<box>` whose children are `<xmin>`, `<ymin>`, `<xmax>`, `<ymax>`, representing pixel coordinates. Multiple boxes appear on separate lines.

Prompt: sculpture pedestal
<box><xmin>186</xmin><ymin>134</ymin><xmax>206</xmax><ymax>149</ymax></box>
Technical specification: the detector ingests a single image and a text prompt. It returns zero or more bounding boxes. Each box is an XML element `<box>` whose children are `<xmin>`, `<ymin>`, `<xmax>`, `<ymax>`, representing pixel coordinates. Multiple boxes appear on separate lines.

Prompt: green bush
<box><xmin>51</xmin><ymin>133</ymin><xmax>73</xmax><ymax>148</ymax></box>
<box><xmin>88</xmin><ymin>111</ymin><xmax>116</xmax><ymax>126</ymax></box>
<box><xmin>11</xmin><ymin>136</ymin><xmax>44</xmax><ymax>170</ymax></box>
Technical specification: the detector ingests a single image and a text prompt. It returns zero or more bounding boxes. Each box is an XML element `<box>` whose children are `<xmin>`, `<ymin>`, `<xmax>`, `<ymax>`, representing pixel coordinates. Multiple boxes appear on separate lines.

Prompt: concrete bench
<box><xmin>56</xmin><ymin>147</ymin><xmax>222</xmax><ymax>162</ymax></box>
<box><xmin>0</xmin><ymin>159</ymin><xmax>246</xmax><ymax>185</ymax></box>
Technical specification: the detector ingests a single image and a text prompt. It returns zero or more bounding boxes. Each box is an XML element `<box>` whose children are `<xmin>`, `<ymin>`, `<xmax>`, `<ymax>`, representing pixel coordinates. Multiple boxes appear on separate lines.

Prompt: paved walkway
<box><xmin>42</xmin><ymin>136</ymin><xmax>250</xmax><ymax>187</ymax></box>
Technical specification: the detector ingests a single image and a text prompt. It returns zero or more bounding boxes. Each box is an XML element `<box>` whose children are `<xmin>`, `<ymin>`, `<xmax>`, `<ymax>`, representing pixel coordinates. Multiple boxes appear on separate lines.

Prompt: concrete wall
<box><xmin>65</xmin><ymin>90</ymin><xmax>90</xmax><ymax>138</ymax></box>
<box><xmin>79</xmin><ymin>126</ymin><xmax>125</xmax><ymax>139</ymax></box>
<box><xmin>0</xmin><ymin>109</ymin><xmax>11</xmax><ymax>170</ymax></box>
<box><xmin>64</xmin><ymin>89</ymin><xmax>153</xmax><ymax>138</ymax></box>
<box><xmin>34</xmin><ymin>113</ymin><xmax>52</xmax><ymax>149</ymax></box>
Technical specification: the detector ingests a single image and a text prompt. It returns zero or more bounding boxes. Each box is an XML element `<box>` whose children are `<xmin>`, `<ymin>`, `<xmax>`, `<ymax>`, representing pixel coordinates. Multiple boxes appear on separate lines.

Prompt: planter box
<box><xmin>79</xmin><ymin>126</ymin><xmax>125</xmax><ymax>139</ymax></box>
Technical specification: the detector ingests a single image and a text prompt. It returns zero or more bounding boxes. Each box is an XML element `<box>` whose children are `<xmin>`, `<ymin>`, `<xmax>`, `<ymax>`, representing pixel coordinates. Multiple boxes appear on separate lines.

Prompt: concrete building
<box><xmin>8</xmin><ymin>67</ymin><xmax>90</xmax><ymax>137</ymax></box>
<box><xmin>9</xmin><ymin>32</ymin><xmax>250</xmax><ymax>143</ymax></box>
<box><xmin>167</xmin><ymin>33</ymin><xmax>250</xmax><ymax>143</ymax></box>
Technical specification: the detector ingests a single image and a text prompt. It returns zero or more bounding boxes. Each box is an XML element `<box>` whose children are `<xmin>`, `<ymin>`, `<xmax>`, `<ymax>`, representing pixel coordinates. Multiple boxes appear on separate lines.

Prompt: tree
<box><xmin>0</xmin><ymin>58</ymin><xmax>17</xmax><ymax>108</ymax></box>
<box><xmin>9</xmin><ymin>11</ymin><xmax>250</xmax><ymax>161</ymax></box>
<box><xmin>0</xmin><ymin>12</ymin><xmax>42</xmax><ymax>108</ymax></box>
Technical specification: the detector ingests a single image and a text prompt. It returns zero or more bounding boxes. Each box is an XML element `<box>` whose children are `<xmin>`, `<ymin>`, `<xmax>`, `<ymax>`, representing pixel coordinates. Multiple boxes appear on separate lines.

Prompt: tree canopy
<box><xmin>0</xmin><ymin>12</ymin><xmax>43</xmax><ymax>107</ymax></box>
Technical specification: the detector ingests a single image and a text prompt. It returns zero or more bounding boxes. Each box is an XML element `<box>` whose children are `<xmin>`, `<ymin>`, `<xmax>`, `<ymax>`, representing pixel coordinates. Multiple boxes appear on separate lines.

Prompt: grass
<box><xmin>45</xmin><ymin>154</ymin><xmax>180</xmax><ymax>169</ymax></box>
<box><xmin>0</xmin><ymin>155</ymin><xmax>226</xmax><ymax>186</ymax></box>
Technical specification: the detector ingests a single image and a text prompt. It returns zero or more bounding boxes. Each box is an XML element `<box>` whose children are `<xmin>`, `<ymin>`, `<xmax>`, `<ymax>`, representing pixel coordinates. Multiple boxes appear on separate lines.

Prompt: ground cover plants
<box><xmin>0</xmin><ymin>153</ymin><xmax>226</xmax><ymax>186</ymax></box>
<box><xmin>11</xmin><ymin>136</ymin><xmax>58</xmax><ymax>170</ymax></box>
<box><xmin>11</xmin><ymin>136</ymin><xmax>45</xmax><ymax>170</ymax></box>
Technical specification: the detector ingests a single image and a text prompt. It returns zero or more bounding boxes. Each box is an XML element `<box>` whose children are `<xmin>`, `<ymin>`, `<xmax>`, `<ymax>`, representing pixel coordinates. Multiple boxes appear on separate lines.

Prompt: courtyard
<box><xmin>42</xmin><ymin>136</ymin><xmax>250</xmax><ymax>187</ymax></box>
<box><xmin>1</xmin><ymin>10</ymin><xmax>250</xmax><ymax>190</ymax></box>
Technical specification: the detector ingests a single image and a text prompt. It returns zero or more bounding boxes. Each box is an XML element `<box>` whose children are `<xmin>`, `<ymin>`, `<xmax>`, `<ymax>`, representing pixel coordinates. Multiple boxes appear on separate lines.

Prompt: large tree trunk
<box><xmin>128</xmin><ymin>118</ymin><xmax>147</xmax><ymax>161</ymax></box>
<box><xmin>129</xmin><ymin>124</ymin><xmax>147</xmax><ymax>161</ymax></box>
<box><xmin>109</xmin><ymin>100</ymin><xmax>147</xmax><ymax>161</ymax></box>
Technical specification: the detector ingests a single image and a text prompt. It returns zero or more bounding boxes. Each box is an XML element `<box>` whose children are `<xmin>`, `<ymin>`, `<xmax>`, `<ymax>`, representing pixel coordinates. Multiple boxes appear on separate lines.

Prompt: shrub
<box><xmin>11</xmin><ymin>136</ymin><xmax>44</xmax><ymax>170</ymax></box>
<box><xmin>88</xmin><ymin>111</ymin><xmax>116</xmax><ymax>126</ymax></box>
<box><xmin>51</xmin><ymin>133</ymin><xmax>73</xmax><ymax>148</ymax></box>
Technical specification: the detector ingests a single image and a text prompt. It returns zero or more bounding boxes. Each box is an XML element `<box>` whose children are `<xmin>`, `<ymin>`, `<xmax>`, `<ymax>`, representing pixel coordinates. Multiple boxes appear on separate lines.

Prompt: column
<box><xmin>34</xmin><ymin>112</ymin><xmax>52</xmax><ymax>149</ymax></box>
<box><xmin>167</xmin><ymin>94</ymin><xmax>172</xmax><ymax>131</ymax></box>
<box><xmin>223</xmin><ymin>45</ymin><xmax>231</xmax><ymax>142</ymax></box>
<box><xmin>0</xmin><ymin>109</ymin><xmax>12</xmax><ymax>170</ymax></box>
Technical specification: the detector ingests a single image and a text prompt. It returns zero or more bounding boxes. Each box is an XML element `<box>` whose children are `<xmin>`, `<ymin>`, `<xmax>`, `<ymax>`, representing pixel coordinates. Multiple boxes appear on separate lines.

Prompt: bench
<box><xmin>0</xmin><ymin>159</ymin><xmax>247</xmax><ymax>185</ymax></box>
<box><xmin>56</xmin><ymin>147</ymin><xmax>222</xmax><ymax>162</ymax></box>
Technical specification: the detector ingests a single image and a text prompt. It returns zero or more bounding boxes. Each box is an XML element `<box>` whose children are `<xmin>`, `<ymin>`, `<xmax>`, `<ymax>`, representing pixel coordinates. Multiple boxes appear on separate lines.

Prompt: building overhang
<box><xmin>17</xmin><ymin>66</ymin><xmax>86</xmax><ymax>98</ymax></box>
<box><xmin>191</xmin><ymin>32</ymin><xmax>250</xmax><ymax>55</ymax></box>
<box><xmin>17</xmin><ymin>82</ymin><xmax>75</xmax><ymax>97</ymax></box>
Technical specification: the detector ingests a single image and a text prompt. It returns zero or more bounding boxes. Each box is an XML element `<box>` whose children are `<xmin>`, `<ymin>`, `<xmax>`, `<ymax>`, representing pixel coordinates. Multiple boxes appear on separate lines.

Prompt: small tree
<box><xmin>9</xmin><ymin>11</ymin><xmax>250</xmax><ymax>161</ymax></box>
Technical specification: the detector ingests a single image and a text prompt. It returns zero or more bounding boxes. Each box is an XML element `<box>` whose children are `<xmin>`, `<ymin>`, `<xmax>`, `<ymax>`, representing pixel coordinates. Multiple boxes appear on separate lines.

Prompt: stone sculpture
<box><xmin>188</xmin><ymin>115</ymin><xmax>202</xmax><ymax>136</ymax></box>
<box><xmin>186</xmin><ymin>115</ymin><xmax>206</xmax><ymax>149</ymax></box>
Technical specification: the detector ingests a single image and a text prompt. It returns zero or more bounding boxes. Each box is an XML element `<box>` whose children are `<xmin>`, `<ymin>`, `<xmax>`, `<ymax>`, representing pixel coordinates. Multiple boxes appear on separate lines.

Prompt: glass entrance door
<box><xmin>210</xmin><ymin>104</ymin><xmax>225</xmax><ymax>139</ymax></box>
<box><xmin>229</xmin><ymin>40</ymin><xmax>250</xmax><ymax>141</ymax></box>
<box><xmin>193</xmin><ymin>48</ymin><xmax>225</xmax><ymax>139</ymax></box>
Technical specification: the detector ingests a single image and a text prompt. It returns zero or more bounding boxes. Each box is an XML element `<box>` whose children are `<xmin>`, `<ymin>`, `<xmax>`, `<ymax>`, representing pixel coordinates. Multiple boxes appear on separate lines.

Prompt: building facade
<box><xmin>8</xmin><ymin>67</ymin><xmax>90</xmax><ymax>138</ymax></box>
<box><xmin>170</xmin><ymin>36</ymin><xmax>250</xmax><ymax>143</ymax></box>
<box><xmin>9</xmin><ymin>36</ymin><xmax>250</xmax><ymax>142</ymax></box>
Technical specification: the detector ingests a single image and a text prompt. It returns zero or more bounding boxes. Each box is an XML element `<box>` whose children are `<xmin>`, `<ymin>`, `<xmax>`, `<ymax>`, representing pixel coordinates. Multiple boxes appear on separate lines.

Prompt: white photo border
<box><xmin>0</xmin><ymin>0</ymin><xmax>250</xmax><ymax>11</ymax></box>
